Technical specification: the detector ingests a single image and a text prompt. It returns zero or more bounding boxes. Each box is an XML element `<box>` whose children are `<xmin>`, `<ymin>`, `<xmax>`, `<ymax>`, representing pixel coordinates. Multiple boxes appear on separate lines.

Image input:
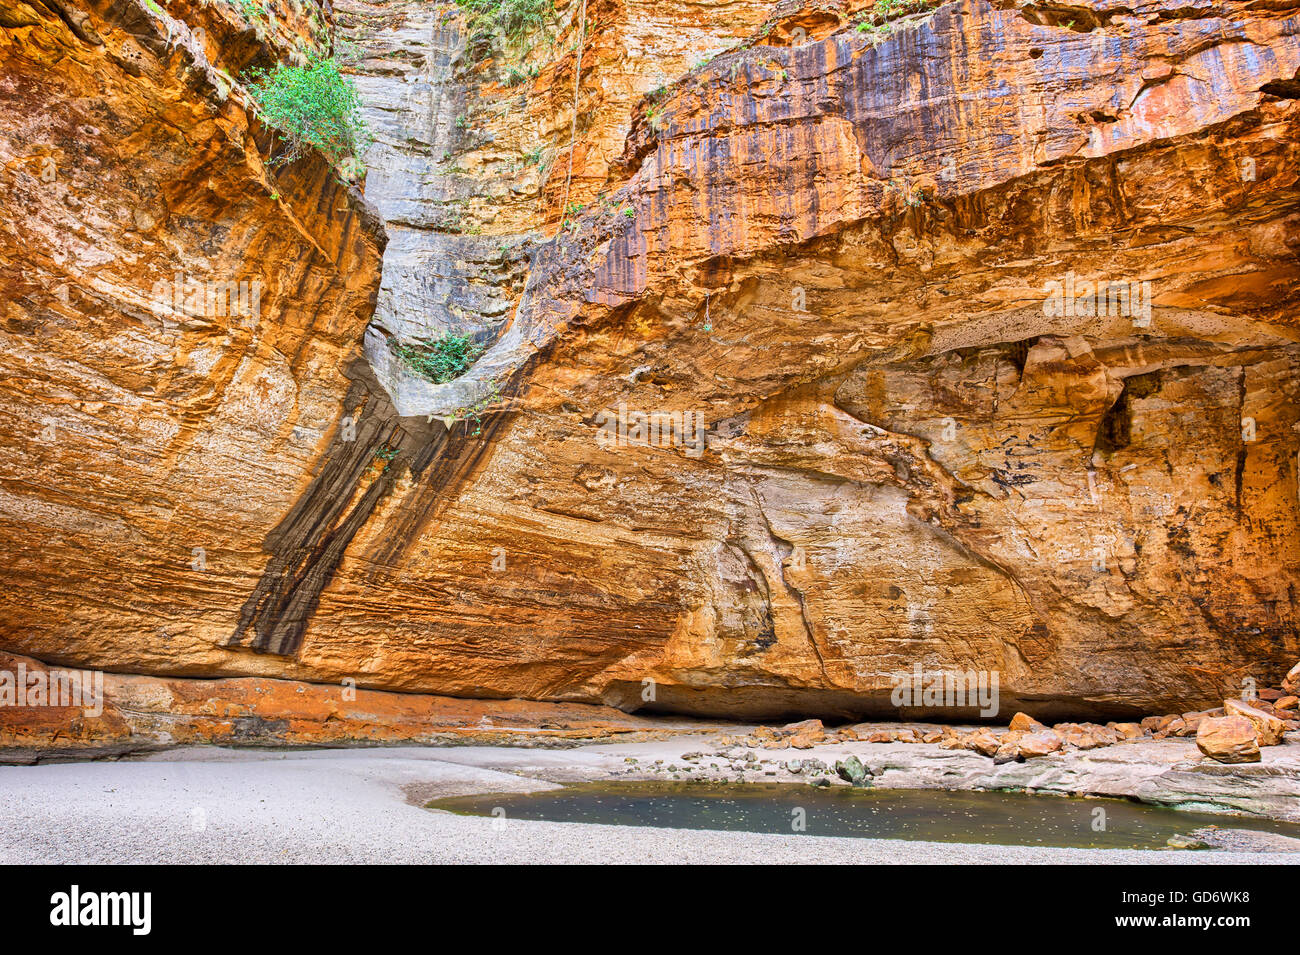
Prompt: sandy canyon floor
<box><xmin>3</xmin><ymin>736</ymin><xmax>1298</xmax><ymax>865</ymax></box>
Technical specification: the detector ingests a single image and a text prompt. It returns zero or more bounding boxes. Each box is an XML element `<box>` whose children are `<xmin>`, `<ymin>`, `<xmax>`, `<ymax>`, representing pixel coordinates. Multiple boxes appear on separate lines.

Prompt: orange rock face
<box><xmin>0</xmin><ymin>0</ymin><xmax>388</xmax><ymax>679</ymax></box>
<box><xmin>1</xmin><ymin>0</ymin><xmax>1299</xmax><ymax>747</ymax></box>
<box><xmin>0</xmin><ymin>651</ymin><xmax>716</xmax><ymax>762</ymax></box>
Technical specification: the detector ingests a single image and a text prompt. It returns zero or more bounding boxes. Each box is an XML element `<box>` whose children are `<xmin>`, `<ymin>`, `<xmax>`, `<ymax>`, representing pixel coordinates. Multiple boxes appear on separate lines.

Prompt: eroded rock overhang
<box><xmin>382</xmin><ymin>0</ymin><xmax>1300</xmax><ymax>421</ymax></box>
<box><xmin>2</xmin><ymin>0</ymin><xmax>1299</xmax><ymax>723</ymax></box>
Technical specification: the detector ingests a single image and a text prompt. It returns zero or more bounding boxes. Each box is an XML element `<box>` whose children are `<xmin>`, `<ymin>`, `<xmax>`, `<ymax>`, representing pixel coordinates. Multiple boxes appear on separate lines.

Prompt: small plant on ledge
<box><xmin>236</xmin><ymin>0</ymin><xmax>269</xmax><ymax>25</ymax></box>
<box><xmin>456</xmin><ymin>0</ymin><xmax>555</xmax><ymax>64</ymax></box>
<box><xmin>395</xmin><ymin>332</ymin><xmax>486</xmax><ymax>384</ymax></box>
<box><xmin>452</xmin><ymin>379</ymin><xmax>504</xmax><ymax>437</ymax></box>
<box><xmin>854</xmin><ymin>0</ymin><xmax>942</xmax><ymax>33</ymax></box>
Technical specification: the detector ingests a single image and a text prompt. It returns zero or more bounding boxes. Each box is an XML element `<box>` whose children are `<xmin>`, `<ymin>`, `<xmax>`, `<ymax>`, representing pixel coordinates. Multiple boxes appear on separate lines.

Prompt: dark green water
<box><xmin>428</xmin><ymin>782</ymin><xmax>1300</xmax><ymax>849</ymax></box>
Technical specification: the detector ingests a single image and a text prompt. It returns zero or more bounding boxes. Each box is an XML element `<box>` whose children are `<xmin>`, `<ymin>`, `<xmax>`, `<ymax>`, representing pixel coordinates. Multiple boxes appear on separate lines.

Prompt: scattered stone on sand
<box><xmin>601</xmin><ymin>657</ymin><xmax>1300</xmax><ymax>785</ymax></box>
<box><xmin>1183</xmin><ymin>827</ymin><xmax>1300</xmax><ymax>853</ymax></box>
<box><xmin>835</xmin><ymin>755</ymin><xmax>870</xmax><ymax>787</ymax></box>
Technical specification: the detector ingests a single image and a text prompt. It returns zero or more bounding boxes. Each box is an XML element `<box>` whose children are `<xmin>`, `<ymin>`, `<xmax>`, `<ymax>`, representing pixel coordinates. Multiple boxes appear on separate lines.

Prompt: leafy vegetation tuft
<box><xmin>245</xmin><ymin>53</ymin><xmax>370</xmax><ymax>170</ymax></box>
<box><xmin>236</xmin><ymin>0</ymin><xmax>271</xmax><ymax>25</ymax></box>
<box><xmin>396</xmin><ymin>332</ymin><xmax>486</xmax><ymax>384</ymax></box>
<box><xmin>456</xmin><ymin>0</ymin><xmax>554</xmax><ymax>62</ymax></box>
<box><xmin>855</xmin><ymin>0</ymin><xmax>941</xmax><ymax>33</ymax></box>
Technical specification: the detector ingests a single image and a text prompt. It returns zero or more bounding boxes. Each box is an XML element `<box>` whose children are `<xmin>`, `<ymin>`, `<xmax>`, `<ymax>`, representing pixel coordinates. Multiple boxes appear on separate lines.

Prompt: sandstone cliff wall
<box><xmin>1</xmin><ymin>0</ymin><xmax>1297</xmax><ymax>725</ymax></box>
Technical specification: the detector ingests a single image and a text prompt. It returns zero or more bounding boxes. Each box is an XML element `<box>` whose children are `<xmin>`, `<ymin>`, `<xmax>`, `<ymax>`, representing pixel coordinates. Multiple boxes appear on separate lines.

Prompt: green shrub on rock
<box><xmin>456</xmin><ymin>0</ymin><xmax>554</xmax><ymax>62</ymax></box>
<box><xmin>245</xmin><ymin>53</ymin><xmax>370</xmax><ymax>169</ymax></box>
<box><xmin>396</xmin><ymin>332</ymin><xmax>486</xmax><ymax>384</ymax></box>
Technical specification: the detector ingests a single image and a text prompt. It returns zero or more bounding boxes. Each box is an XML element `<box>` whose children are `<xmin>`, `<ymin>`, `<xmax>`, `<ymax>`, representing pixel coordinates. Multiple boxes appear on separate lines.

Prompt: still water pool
<box><xmin>428</xmin><ymin>782</ymin><xmax>1300</xmax><ymax>849</ymax></box>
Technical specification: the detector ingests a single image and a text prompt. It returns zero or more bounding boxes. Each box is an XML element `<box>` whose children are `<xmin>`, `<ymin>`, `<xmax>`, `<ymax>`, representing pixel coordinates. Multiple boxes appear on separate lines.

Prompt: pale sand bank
<box><xmin>1</xmin><ymin>745</ymin><xmax>1294</xmax><ymax>864</ymax></box>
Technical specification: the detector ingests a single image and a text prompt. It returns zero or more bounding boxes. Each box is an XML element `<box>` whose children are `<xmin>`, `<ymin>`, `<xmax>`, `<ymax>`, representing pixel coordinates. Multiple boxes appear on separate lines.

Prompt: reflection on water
<box><xmin>428</xmin><ymin>782</ymin><xmax>1300</xmax><ymax>849</ymax></box>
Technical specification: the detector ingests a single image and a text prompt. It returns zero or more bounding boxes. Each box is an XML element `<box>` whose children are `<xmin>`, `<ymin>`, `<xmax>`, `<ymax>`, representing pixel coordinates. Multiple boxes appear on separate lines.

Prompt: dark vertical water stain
<box><xmin>225</xmin><ymin>356</ymin><xmax>528</xmax><ymax>657</ymax></box>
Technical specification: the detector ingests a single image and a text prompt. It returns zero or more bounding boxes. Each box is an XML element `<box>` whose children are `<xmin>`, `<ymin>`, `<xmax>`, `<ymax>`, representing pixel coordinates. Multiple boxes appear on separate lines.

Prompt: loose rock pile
<box><xmin>709</xmin><ymin>662</ymin><xmax>1300</xmax><ymax>766</ymax></box>
<box><xmin>1193</xmin><ymin>664</ymin><xmax>1299</xmax><ymax>763</ymax></box>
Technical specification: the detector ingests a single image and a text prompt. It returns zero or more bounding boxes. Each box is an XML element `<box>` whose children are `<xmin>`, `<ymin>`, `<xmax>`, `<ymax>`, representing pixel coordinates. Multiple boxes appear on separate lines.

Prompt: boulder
<box><xmin>1009</xmin><ymin>712</ymin><xmax>1047</xmax><ymax>733</ymax></box>
<box><xmin>1091</xmin><ymin>726</ymin><xmax>1120</xmax><ymax>745</ymax></box>
<box><xmin>965</xmin><ymin>729</ymin><xmax>1001</xmax><ymax>757</ymax></box>
<box><xmin>992</xmin><ymin>739</ymin><xmax>1020</xmax><ymax>764</ymax></box>
<box><xmin>1108</xmin><ymin>721</ymin><xmax>1144</xmax><ymax>740</ymax></box>
<box><xmin>1283</xmin><ymin>662</ymin><xmax>1300</xmax><ymax>696</ymax></box>
<box><xmin>1018</xmin><ymin>730</ymin><xmax>1063</xmax><ymax>759</ymax></box>
<box><xmin>1223</xmin><ymin>699</ymin><xmax>1287</xmax><ymax>746</ymax></box>
<box><xmin>781</xmin><ymin>718</ymin><xmax>824</xmax><ymax>738</ymax></box>
<box><xmin>1155</xmin><ymin>717</ymin><xmax>1187</xmax><ymax>739</ymax></box>
<box><xmin>835</xmin><ymin>755</ymin><xmax>870</xmax><ymax>786</ymax></box>
<box><xmin>1195</xmin><ymin>716</ymin><xmax>1261</xmax><ymax>763</ymax></box>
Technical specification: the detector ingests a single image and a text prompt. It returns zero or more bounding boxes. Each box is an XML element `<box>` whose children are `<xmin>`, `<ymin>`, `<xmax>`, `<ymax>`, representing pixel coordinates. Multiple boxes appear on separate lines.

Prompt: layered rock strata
<box><xmin>1</xmin><ymin>0</ymin><xmax>1298</xmax><ymax>731</ymax></box>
